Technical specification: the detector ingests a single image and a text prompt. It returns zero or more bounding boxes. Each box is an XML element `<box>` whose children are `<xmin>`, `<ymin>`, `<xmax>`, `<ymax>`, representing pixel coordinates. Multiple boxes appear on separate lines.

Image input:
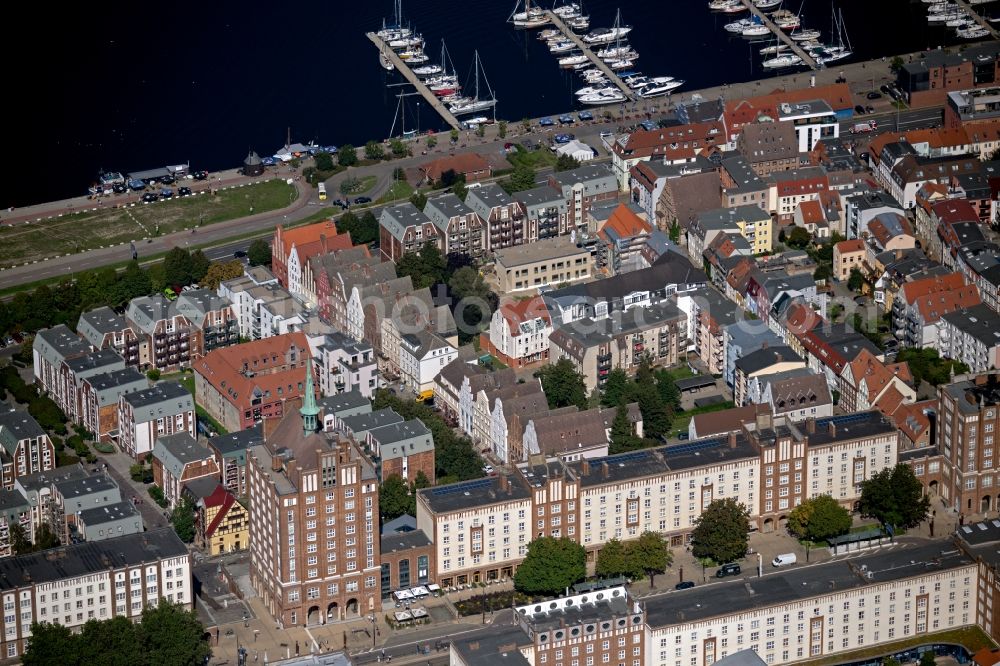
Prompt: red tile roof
<box><xmin>499</xmin><ymin>297</ymin><xmax>551</xmax><ymax>336</ymax></box>
<box><xmin>599</xmin><ymin>204</ymin><xmax>652</xmax><ymax>242</ymax></box>
<box><xmin>280</xmin><ymin>221</ymin><xmax>347</xmax><ymax>253</ymax></box>
<box><xmin>204</xmin><ymin>485</ymin><xmax>239</xmax><ymax>538</ymax></box>
<box><xmin>932</xmin><ymin>199</ymin><xmax>980</xmax><ymax>226</ymax></box>
<box><xmin>797</xmin><ymin>200</ymin><xmax>824</xmax><ymax>224</ymax></box>
<box><xmin>913</xmin><ymin>284</ymin><xmax>982</xmax><ymax>323</ymax></box>
<box><xmin>723</xmin><ymin>83</ymin><xmax>853</xmax><ymax>135</ymax></box>
<box><xmin>614</xmin><ymin>122</ymin><xmax>725</xmax><ymax>160</ymax></box>
<box><xmin>900</xmin><ymin>272</ymin><xmax>968</xmax><ymax>305</ymax></box>
<box><xmin>835</xmin><ymin>239</ymin><xmax>865</xmax><ymax>254</ymax></box>
<box><xmin>421</xmin><ymin>153</ymin><xmax>491</xmax><ymax>182</ymax></box>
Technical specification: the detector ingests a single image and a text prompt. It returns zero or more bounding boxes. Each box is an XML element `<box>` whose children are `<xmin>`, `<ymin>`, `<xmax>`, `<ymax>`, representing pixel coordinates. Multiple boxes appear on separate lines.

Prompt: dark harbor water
<box><xmin>5</xmin><ymin>0</ymin><xmax>972</xmax><ymax>206</ymax></box>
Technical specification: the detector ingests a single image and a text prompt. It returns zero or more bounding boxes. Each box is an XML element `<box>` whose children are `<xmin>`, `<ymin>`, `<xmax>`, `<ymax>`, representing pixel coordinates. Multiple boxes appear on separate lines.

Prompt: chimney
<box><xmin>805</xmin><ymin>418</ymin><xmax>816</xmax><ymax>434</ymax></box>
<box><xmin>321</xmin><ymin>234</ymin><xmax>328</xmax><ymax>256</ymax></box>
<box><xmin>581</xmin><ymin>460</ymin><xmax>591</xmax><ymax>476</ymax></box>
<box><xmin>755</xmin><ymin>411</ymin><xmax>773</xmax><ymax>431</ymax></box>
<box><xmin>828</xmin><ymin>421</ymin><xmax>837</xmax><ymax>438</ymax></box>
<box><xmin>271</xmin><ymin>453</ymin><xmax>283</xmax><ymax>472</ymax></box>
<box><xmin>728</xmin><ymin>431</ymin><xmax>737</xmax><ymax>449</ymax></box>
<box><xmin>601</xmin><ymin>462</ymin><xmax>609</xmax><ymax>479</ymax></box>
<box><xmin>262</xmin><ymin>414</ymin><xmax>283</xmax><ymax>442</ymax></box>
<box><xmin>499</xmin><ymin>474</ymin><xmax>509</xmax><ymax>493</ymax></box>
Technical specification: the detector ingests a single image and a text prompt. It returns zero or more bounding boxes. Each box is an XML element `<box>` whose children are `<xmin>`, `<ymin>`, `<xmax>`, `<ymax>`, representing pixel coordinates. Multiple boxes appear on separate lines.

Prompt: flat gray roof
<box><xmin>495</xmin><ymin>235</ymin><xmax>590</xmax><ymax>269</ymax></box>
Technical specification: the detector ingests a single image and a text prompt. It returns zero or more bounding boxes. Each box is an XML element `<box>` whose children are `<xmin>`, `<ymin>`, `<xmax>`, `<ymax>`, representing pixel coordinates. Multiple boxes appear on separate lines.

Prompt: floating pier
<box><xmin>738</xmin><ymin>0</ymin><xmax>821</xmax><ymax>71</ymax></box>
<box><xmin>545</xmin><ymin>11</ymin><xmax>637</xmax><ymax>101</ymax></box>
<box><xmin>366</xmin><ymin>32</ymin><xmax>463</xmax><ymax>131</ymax></box>
<box><xmin>953</xmin><ymin>0</ymin><xmax>1000</xmax><ymax>39</ymax></box>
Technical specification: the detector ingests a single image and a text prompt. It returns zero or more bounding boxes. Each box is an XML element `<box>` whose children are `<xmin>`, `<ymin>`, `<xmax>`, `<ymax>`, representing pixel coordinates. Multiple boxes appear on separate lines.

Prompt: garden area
<box><xmin>453</xmin><ymin>590</ymin><xmax>546</xmax><ymax>617</ymax></box>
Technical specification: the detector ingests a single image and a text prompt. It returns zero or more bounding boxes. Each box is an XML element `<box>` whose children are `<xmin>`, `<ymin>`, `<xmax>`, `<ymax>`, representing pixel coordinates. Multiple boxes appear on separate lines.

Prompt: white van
<box><xmin>772</xmin><ymin>553</ymin><xmax>797</xmax><ymax>567</ymax></box>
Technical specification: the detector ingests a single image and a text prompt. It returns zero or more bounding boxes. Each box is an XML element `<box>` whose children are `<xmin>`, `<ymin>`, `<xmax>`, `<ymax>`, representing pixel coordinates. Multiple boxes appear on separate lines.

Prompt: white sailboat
<box><xmin>509</xmin><ymin>0</ymin><xmax>551</xmax><ymax>28</ymax></box>
<box><xmin>449</xmin><ymin>51</ymin><xmax>498</xmax><ymax>115</ymax></box>
<box><xmin>377</xmin><ymin>0</ymin><xmax>411</xmax><ymax>41</ymax></box>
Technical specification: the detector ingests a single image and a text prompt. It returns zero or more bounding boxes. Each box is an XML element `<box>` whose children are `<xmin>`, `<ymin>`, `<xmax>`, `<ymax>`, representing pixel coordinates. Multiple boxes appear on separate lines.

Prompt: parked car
<box><xmin>558</xmin><ymin>115</ymin><xmax>574</xmax><ymax>124</ymax></box>
<box><xmin>865</xmin><ymin>104</ymin><xmax>875</xmax><ymax>113</ymax></box>
<box><xmin>354</xmin><ymin>196</ymin><xmax>372</xmax><ymax>205</ymax></box>
<box><xmin>193</xmin><ymin>170</ymin><xmax>209</xmax><ymax>180</ymax></box>
<box><xmin>677</xmin><ymin>432</ymin><xmax>689</xmax><ymax>441</ymax></box>
<box><xmin>772</xmin><ymin>553</ymin><xmax>797</xmax><ymax>567</ymax></box>
<box><xmin>880</xmin><ymin>84</ymin><xmax>892</xmax><ymax>95</ymax></box>
<box><xmin>159</xmin><ymin>188</ymin><xmax>173</xmax><ymax>199</ymax></box>
<box><xmin>553</xmin><ymin>133</ymin><xmax>575</xmax><ymax>144</ymax></box>
<box><xmin>178</xmin><ymin>186</ymin><xmax>192</xmax><ymax>197</ymax></box>
<box><xmin>539</xmin><ymin>117</ymin><xmax>555</xmax><ymax>127</ymax></box>
<box><xmin>577</xmin><ymin>111</ymin><xmax>594</xmax><ymax>121</ymax></box>
<box><xmin>141</xmin><ymin>193</ymin><xmax>158</xmax><ymax>203</ymax></box>
<box><xmin>866</xmin><ymin>91</ymin><xmax>882</xmax><ymax>100</ymax></box>
<box><xmin>112</xmin><ymin>183</ymin><xmax>127</xmax><ymax>194</ymax></box>
<box><xmin>674</xmin><ymin>581</ymin><xmax>695</xmax><ymax>590</ymax></box>
<box><xmin>854</xmin><ymin>105</ymin><xmax>866</xmax><ymax>115</ymax></box>
<box><xmin>233</xmin><ymin>250</ymin><xmax>248</xmax><ymax>259</ymax></box>
<box><xmin>482</xmin><ymin>464</ymin><xmax>495</xmax><ymax>475</ymax></box>
<box><xmin>716</xmin><ymin>563</ymin><xmax>741</xmax><ymax>578</ymax></box>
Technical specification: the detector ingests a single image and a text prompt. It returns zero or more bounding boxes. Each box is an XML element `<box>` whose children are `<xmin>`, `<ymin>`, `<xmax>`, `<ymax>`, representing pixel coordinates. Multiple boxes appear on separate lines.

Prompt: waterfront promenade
<box><xmin>738</xmin><ymin>0</ymin><xmax>820</xmax><ymax>70</ymax></box>
<box><xmin>365</xmin><ymin>33</ymin><xmax>462</xmax><ymax>131</ymax></box>
<box><xmin>0</xmin><ymin>47</ymin><xmax>937</xmax><ymax>292</ymax></box>
<box><xmin>545</xmin><ymin>11</ymin><xmax>636</xmax><ymax>101</ymax></box>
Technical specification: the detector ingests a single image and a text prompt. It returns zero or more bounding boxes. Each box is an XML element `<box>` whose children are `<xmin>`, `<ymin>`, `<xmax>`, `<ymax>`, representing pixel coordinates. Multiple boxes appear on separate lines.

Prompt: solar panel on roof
<box><xmin>431</xmin><ymin>478</ymin><xmax>493</xmax><ymax>496</ymax></box>
<box><xmin>666</xmin><ymin>437</ymin><xmax>726</xmax><ymax>457</ymax></box>
<box><xmin>596</xmin><ymin>451</ymin><xmax>649</xmax><ymax>466</ymax></box>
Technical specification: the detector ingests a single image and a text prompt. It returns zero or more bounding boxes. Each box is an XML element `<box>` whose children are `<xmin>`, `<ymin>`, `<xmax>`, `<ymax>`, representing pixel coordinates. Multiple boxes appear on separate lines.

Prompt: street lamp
<box><xmin>369</xmin><ymin>614</ymin><xmax>378</xmax><ymax>650</ymax></box>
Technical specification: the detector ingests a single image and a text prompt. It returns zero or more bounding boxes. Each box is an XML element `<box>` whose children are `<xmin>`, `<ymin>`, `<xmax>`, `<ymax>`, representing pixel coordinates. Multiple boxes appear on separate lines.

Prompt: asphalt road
<box><xmin>839</xmin><ymin>106</ymin><xmax>944</xmax><ymax>135</ymax></box>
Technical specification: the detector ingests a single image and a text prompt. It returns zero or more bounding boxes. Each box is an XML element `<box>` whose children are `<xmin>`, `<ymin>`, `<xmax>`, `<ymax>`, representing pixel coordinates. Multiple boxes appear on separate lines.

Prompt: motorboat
<box><xmin>709</xmin><ymin>0</ymin><xmax>740</xmax><ymax>9</ymax></box>
<box><xmin>607</xmin><ymin>58</ymin><xmax>635</xmax><ymax>70</ymax></box>
<box><xmin>549</xmin><ymin>40</ymin><xmax>577</xmax><ymax>53</ymax></box>
<box><xmin>743</xmin><ymin>23</ymin><xmax>771</xmax><ymax>36</ymax></box>
<box><xmin>559</xmin><ymin>54</ymin><xmax>590</xmax><ymax>67</ymax></box>
<box><xmin>600</xmin><ymin>48</ymin><xmax>638</xmax><ymax>61</ymax></box>
<box><xmin>947</xmin><ymin>16</ymin><xmax>975</xmax><ymax>27</ymax></box>
<box><xmin>755</xmin><ymin>0</ymin><xmax>782</xmax><ymax>8</ymax></box>
<box><xmin>465</xmin><ymin>116</ymin><xmax>491</xmax><ymax>126</ymax></box>
<box><xmin>927</xmin><ymin>3</ymin><xmax>958</xmax><ymax>12</ymax></box>
<box><xmin>928</xmin><ymin>11</ymin><xmax>965</xmax><ymax>22</ymax></box>
<box><xmin>578</xmin><ymin>89</ymin><xmax>626</xmax><ymax>104</ymax></box>
<box><xmin>538</xmin><ymin>29</ymin><xmax>560</xmax><ymax>40</ymax></box>
<box><xmin>636</xmin><ymin>80</ymin><xmax>684</xmax><ymax>98</ymax></box>
<box><xmin>388</xmin><ymin>34</ymin><xmax>424</xmax><ymax>49</ymax></box>
<box><xmin>576</xmin><ymin>83</ymin><xmax>615</xmax><ymax>96</ymax></box>
<box><xmin>719</xmin><ymin>3</ymin><xmax>748</xmax><ymax>12</ymax></box>
<box><xmin>596</xmin><ymin>44</ymin><xmax>635</xmax><ymax>59</ymax></box>
<box><xmin>568</xmin><ymin>16</ymin><xmax>590</xmax><ymax>30</ymax></box>
<box><xmin>790</xmin><ymin>28</ymin><xmax>821</xmax><ymax>40</ymax></box>
<box><xmin>762</xmin><ymin>53</ymin><xmax>803</xmax><ymax>68</ymax></box>
<box><xmin>412</xmin><ymin>64</ymin><xmax>443</xmax><ymax>76</ymax></box>
<box><xmin>583</xmin><ymin>20</ymin><xmax>633</xmax><ymax>44</ymax></box>
<box><xmin>774</xmin><ymin>15</ymin><xmax>800</xmax><ymax>29</ymax></box>
<box><xmin>405</xmin><ymin>51</ymin><xmax>429</xmax><ymax>64</ymax></box>
<box><xmin>958</xmin><ymin>25</ymin><xmax>991</xmax><ymax>37</ymax></box>
<box><xmin>725</xmin><ymin>18</ymin><xmax>753</xmax><ymax>32</ymax></box>
<box><xmin>553</xmin><ymin>1</ymin><xmax>582</xmax><ymax>18</ymax></box>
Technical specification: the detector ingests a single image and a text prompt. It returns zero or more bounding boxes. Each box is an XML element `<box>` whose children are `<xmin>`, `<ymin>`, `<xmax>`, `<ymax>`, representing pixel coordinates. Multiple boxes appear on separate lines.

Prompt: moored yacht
<box><xmin>559</xmin><ymin>54</ymin><xmax>590</xmax><ymax>67</ymax></box>
<box><xmin>762</xmin><ymin>53</ymin><xmax>803</xmax><ymax>68</ymax></box>
<box><xmin>636</xmin><ymin>80</ymin><xmax>684</xmax><ymax>98</ymax></box>
<box><xmin>789</xmin><ymin>28</ymin><xmax>821</xmax><ymax>40</ymax></box>
<box><xmin>579</xmin><ymin>89</ymin><xmax>626</xmax><ymax>104</ymax></box>
<box><xmin>510</xmin><ymin>0</ymin><xmax>551</xmax><ymax>28</ymax></box>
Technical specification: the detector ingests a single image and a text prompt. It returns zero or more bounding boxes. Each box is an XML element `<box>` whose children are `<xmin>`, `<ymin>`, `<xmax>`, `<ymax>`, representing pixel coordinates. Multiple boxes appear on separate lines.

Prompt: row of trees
<box><xmin>23</xmin><ymin>603</ymin><xmax>211</xmax><ymax>666</ymax></box>
<box><xmin>373</xmin><ymin>391</ymin><xmax>483</xmax><ymax>483</ymax></box>
<box><xmin>596</xmin><ymin>532</ymin><xmax>673</xmax><ymax>587</ymax></box>
<box><xmin>0</xmin><ymin>246</ymin><xmax>250</xmax><ymax>340</ymax></box>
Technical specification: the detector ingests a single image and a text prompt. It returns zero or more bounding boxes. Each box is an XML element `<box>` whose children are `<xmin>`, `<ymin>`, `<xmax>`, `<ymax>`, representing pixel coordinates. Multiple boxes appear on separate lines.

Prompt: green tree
<box><xmin>427</xmin><ymin>135</ymin><xmax>437</xmax><ymax>150</ymax></box>
<box><xmin>449</xmin><ymin>266</ymin><xmax>497</xmax><ymax>342</ymax></box>
<box><xmin>163</xmin><ymin>247</ymin><xmax>193</xmax><ymax>287</ymax></box>
<box><xmin>380</xmin><ymin>475</ymin><xmax>413</xmax><ymax>520</ymax></box>
<box><xmin>364</xmin><ymin>140</ymin><xmax>385</xmax><ymax>161</ymax></box>
<box><xmin>786</xmin><ymin>226</ymin><xmax>811</xmax><ymax>249</ymax></box>
<box><xmin>247</xmin><ymin>238</ymin><xmax>271</xmax><ymax>267</ymax></box>
<box><xmin>169</xmin><ymin>497</ymin><xmax>196</xmax><ymax>543</ymax></box>
<box><xmin>389</xmin><ymin>138</ymin><xmax>408</xmax><ymax>158</ymax></box>
<box><xmin>146</xmin><ymin>369</ymin><xmax>161</xmax><ymax>381</ymax></box>
<box><xmin>33</xmin><ymin>523</ymin><xmax>60</xmax><ymax>551</ymax></box>
<box><xmin>501</xmin><ymin>163</ymin><xmax>537</xmax><ymax>194</ymax></box>
<box><xmin>919</xmin><ymin>651</ymin><xmax>937</xmax><ymax>666</ymax></box>
<box><xmin>10</xmin><ymin>522</ymin><xmax>32</xmax><ymax>555</ymax></box>
<box><xmin>139</xmin><ymin>602</ymin><xmax>212</xmax><ymax>666</ymax></box>
<box><xmin>600</xmin><ymin>369</ymin><xmax>631</xmax><ymax>407</ymax></box>
<box><xmin>119</xmin><ymin>260</ymin><xmax>152</xmax><ymax>302</ymax></box>
<box><xmin>397</xmin><ymin>242</ymin><xmax>447</xmax><ymax>289</ymax></box>
<box><xmin>521</xmin><ymin>118</ymin><xmax>531</xmax><ymax>133</ymax></box>
<box><xmin>787</xmin><ymin>494</ymin><xmax>852</xmax><ymax>542</ymax></box>
<box><xmin>410</xmin><ymin>191</ymin><xmax>428</xmax><ymax>211</ymax></box>
<box><xmin>201</xmin><ymin>260</ymin><xmax>246</xmax><ymax>290</ymax></box>
<box><xmin>691</xmin><ymin>498</ymin><xmax>750</xmax><ymax>564</ymax></box>
<box><xmin>476</xmin><ymin>124</ymin><xmax>486</xmax><ymax>138</ymax></box>
<box><xmin>883</xmin><ymin>658</ymin><xmax>902</xmax><ymax>666</ymax></box>
<box><xmin>452</xmin><ymin>179</ymin><xmax>468</xmax><ymax>201</ymax></box>
<box><xmin>859</xmin><ymin>464</ymin><xmax>930</xmax><ymax>529</ymax></box>
<box><xmin>890</xmin><ymin>55</ymin><xmax>905</xmax><ymax>71</ymax></box>
<box><xmin>813</xmin><ymin>263</ymin><xmax>832</xmax><ymax>282</ymax></box>
<box><xmin>654</xmin><ymin>369</ymin><xmax>682</xmax><ymax>411</ymax></box>
<box><xmin>314</xmin><ymin>151</ymin><xmax>335</xmax><ymax>172</ymax></box>
<box><xmin>514</xmin><ymin>537</ymin><xmax>586</xmax><ymax>596</ymax></box>
<box><xmin>555</xmin><ymin>154</ymin><xmax>580</xmax><ymax>172</ymax></box>
<box><xmin>669</xmin><ymin>220</ymin><xmax>681</xmax><ymax>243</ymax></box>
<box><xmin>609</xmin><ymin>402</ymin><xmax>641</xmax><ymax>454</ymax></box>
<box><xmin>21</xmin><ymin>622</ymin><xmax>76</xmax><ymax>666</ymax></box>
<box><xmin>629</xmin><ymin>531</ymin><xmax>672</xmax><ymax>588</ymax></box>
<box><xmin>895</xmin><ymin>348</ymin><xmax>969</xmax><ymax>387</ymax></box>
<box><xmin>338</xmin><ymin>144</ymin><xmax>358</xmax><ymax>167</ymax></box>
<box><xmin>412</xmin><ymin>470</ymin><xmax>431</xmax><ymax>491</ymax></box>
<box><xmin>847</xmin><ymin>267</ymin><xmax>865</xmax><ymax>292</ymax></box>
<box><xmin>595</xmin><ymin>538</ymin><xmax>632</xmax><ymax>579</ymax></box>
<box><xmin>77</xmin><ymin>616</ymin><xmax>141</xmax><ymax>666</ymax></box>
<box><xmin>189</xmin><ymin>250</ymin><xmax>210</xmax><ymax>282</ymax></box>
<box><xmin>450</xmin><ymin>128</ymin><xmax>459</xmax><ymax>144</ymax></box>
<box><xmin>498</xmin><ymin>120</ymin><xmax>508</xmax><ymax>138</ymax></box>
<box><xmin>536</xmin><ymin>359</ymin><xmax>588</xmax><ymax>410</ymax></box>
<box><xmin>337</xmin><ymin>210</ymin><xmax>379</xmax><ymax>246</ymax></box>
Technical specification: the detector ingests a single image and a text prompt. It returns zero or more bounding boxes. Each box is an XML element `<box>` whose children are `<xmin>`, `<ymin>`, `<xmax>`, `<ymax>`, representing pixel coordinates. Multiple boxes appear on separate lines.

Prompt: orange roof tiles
<box><xmin>797</xmin><ymin>200</ymin><xmax>824</xmax><ymax>224</ymax></box>
<box><xmin>280</xmin><ymin>221</ymin><xmax>345</xmax><ymax>252</ymax></box>
<box><xmin>913</xmin><ymin>284</ymin><xmax>982</xmax><ymax>323</ymax></box>
<box><xmin>615</xmin><ymin>122</ymin><xmax>725</xmax><ymax>160</ymax></box>
<box><xmin>599</xmin><ymin>204</ymin><xmax>652</xmax><ymax>242</ymax></box>
<box><xmin>421</xmin><ymin>153</ymin><xmax>491</xmax><ymax>181</ymax></box>
<box><xmin>893</xmin><ymin>400</ymin><xmax>932</xmax><ymax>444</ymax></box>
<box><xmin>900</xmin><ymin>272</ymin><xmax>968</xmax><ymax>305</ymax></box>
<box><xmin>932</xmin><ymin>199</ymin><xmax>980</xmax><ymax>226</ymax></box>
<box><xmin>835</xmin><ymin>239</ymin><xmax>865</xmax><ymax>254</ymax></box>
<box><xmin>193</xmin><ymin>332</ymin><xmax>312</xmax><ymax>412</ymax></box>
<box><xmin>498</xmin><ymin>297</ymin><xmax>552</xmax><ymax>336</ymax></box>
<box><xmin>723</xmin><ymin>83</ymin><xmax>853</xmax><ymax>134</ymax></box>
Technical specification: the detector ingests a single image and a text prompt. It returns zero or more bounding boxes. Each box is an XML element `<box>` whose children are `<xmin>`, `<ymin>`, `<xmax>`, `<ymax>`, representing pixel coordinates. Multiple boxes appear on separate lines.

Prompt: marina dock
<box><xmin>545</xmin><ymin>12</ymin><xmax>637</xmax><ymax>101</ymax></box>
<box><xmin>365</xmin><ymin>32</ymin><xmax>462</xmax><ymax>131</ymax></box>
<box><xmin>953</xmin><ymin>0</ymin><xmax>1000</xmax><ymax>38</ymax></box>
<box><xmin>738</xmin><ymin>0</ymin><xmax>821</xmax><ymax>71</ymax></box>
